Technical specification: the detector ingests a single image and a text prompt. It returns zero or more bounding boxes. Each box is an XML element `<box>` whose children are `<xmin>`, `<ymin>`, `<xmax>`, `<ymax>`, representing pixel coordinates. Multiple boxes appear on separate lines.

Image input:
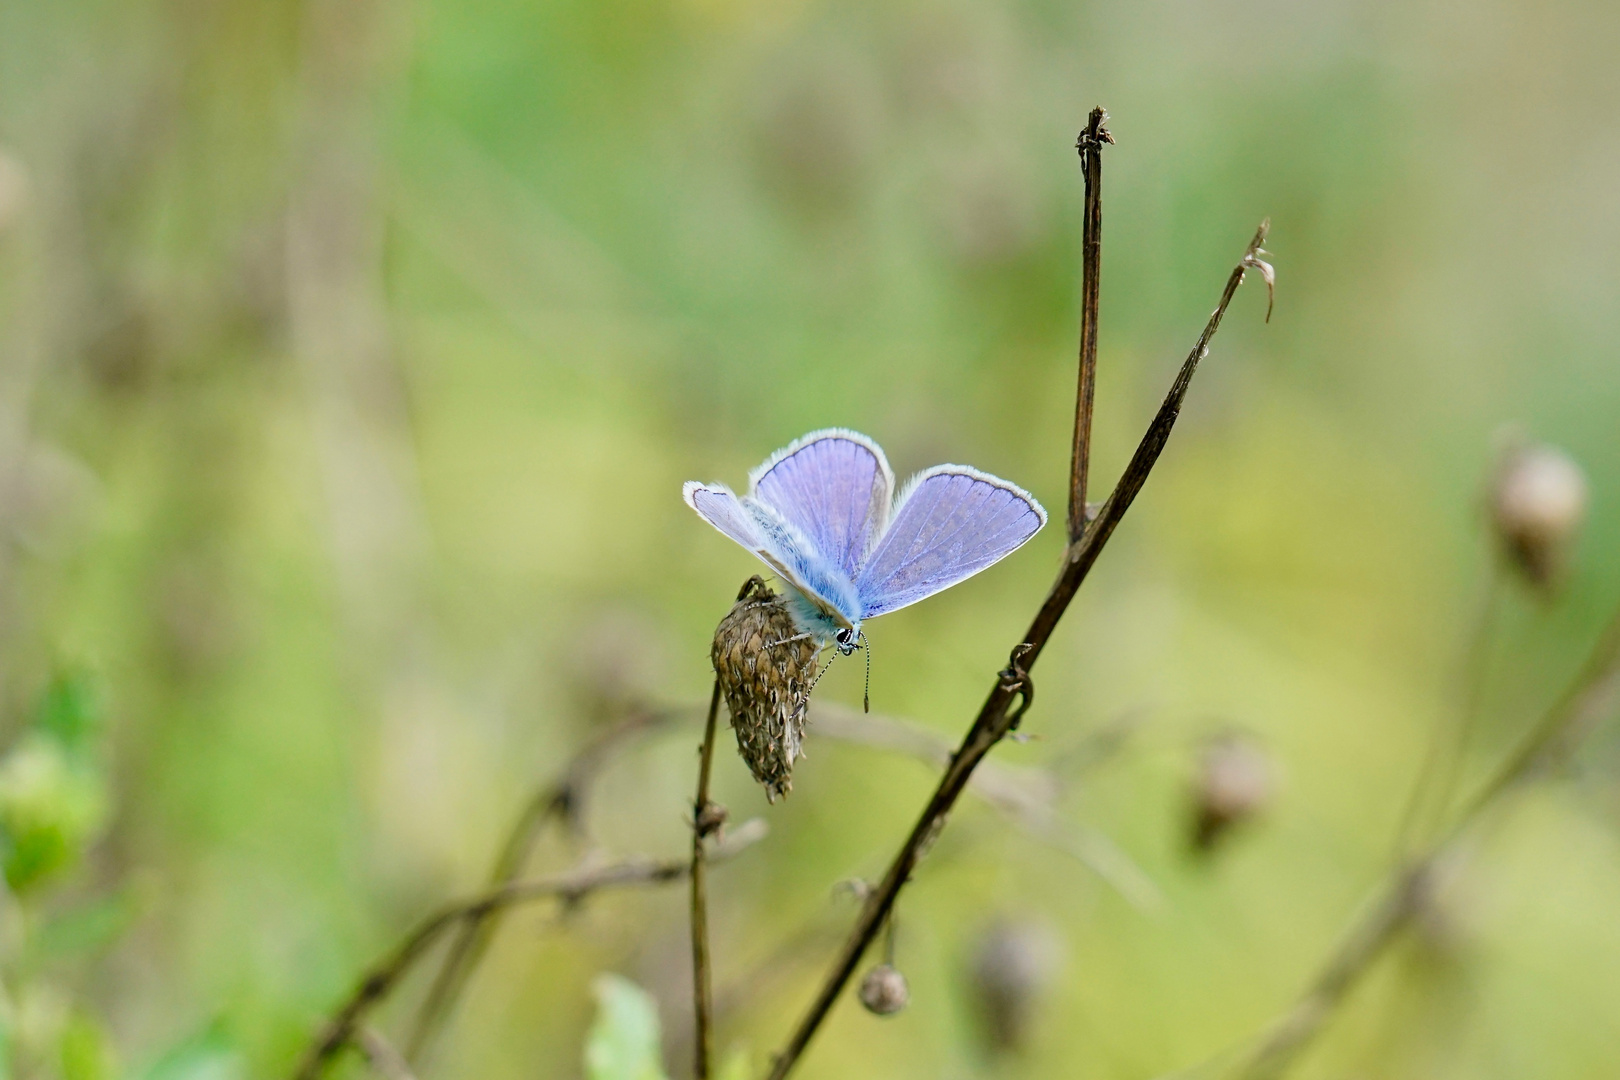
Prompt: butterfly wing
<box><xmin>854</xmin><ymin>466</ymin><xmax>1047</xmax><ymax>620</ymax></box>
<box><xmin>684</xmin><ymin>482</ymin><xmax>764</xmax><ymax>552</ymax></box>
<box><xmin>748</xmin><ymin>429</ymin><xmax>894</xmax><ymax>579</ymax></box>
<box><xmin>684</xmin><ymin>481</ymin><xmax>860</xmax><ymax>633</ymax></box>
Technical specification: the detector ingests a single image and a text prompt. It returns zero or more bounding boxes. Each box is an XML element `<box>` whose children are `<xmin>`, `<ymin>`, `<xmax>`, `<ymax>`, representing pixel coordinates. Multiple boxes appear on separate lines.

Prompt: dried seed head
<box><xmin>1190</xmin><ymin>731</ymin><xmax>1273</xmax><ymax>852</ymax></box>
<box><xmin>857</xmin><ymin>964</ymin><xmax>909</xmax><ymax>1016</ymax></box>
<box><xmin>1490</xmin><ymin>441</ymin><xmax>1587</xmax><ymax>588</ymax></box>
<box><xmin>711</xmin><ymin>577</ymin><xmax>819</xmax><ymax>802</ymax></box>
<box><xmin>969</xmin><ymin>919</ymin><xmax>1057</xmax><ymax>1055</ymax></box>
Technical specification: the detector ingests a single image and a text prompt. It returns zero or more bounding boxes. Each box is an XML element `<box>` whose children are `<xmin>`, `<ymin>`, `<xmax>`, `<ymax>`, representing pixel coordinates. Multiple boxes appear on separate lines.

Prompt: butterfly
<box><xmin>684</xmin><ymin>429</ymin><xmax>1047</xmax><ymax>658</ymax></box>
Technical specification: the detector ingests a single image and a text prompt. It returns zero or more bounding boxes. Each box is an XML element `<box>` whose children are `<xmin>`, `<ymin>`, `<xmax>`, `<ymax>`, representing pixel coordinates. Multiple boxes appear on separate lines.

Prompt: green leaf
<box><xmin>60</xmin><ymin>1011</ymin><xmax>116</xmax><ymax>1080</ymax></box>
<box><xmin>35</xmin><ymin>673</ymin><xmax>100</xmax><ymax>756</ymax></box>
<box><xmin>584</xmin><ymin>974</ymin><xmax>669</xmax><ymax>1080</ymax></box>
<box><xmin>0</xmin><ymin>736</ymin><xmax>109</xmax><ymax>893</ymax></box>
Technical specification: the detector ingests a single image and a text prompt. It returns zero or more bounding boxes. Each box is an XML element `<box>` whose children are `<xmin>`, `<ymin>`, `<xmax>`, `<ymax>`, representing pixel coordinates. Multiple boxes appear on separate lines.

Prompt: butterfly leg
<box><xmin>799</xmin><ymin>649</ymin><xmax>838</xmax><ymax>704</ymax></box>
<box><xmin>763</xmin><ymin>632</ymin><xmax>815</xmax><ymax>649</ymax></box>
<box><xmin>734</xmin><ymin>574</ymin><xmax>773</xmax><ymax>603</ymax></box>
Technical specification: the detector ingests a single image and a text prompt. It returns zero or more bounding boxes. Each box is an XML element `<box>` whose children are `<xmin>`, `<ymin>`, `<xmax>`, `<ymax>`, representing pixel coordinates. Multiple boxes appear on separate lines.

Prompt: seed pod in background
<box><xmin>857</xmin><ymin>964</ymin><xmax>909</xmax><ymax>1016</ymax></box>
<box><xmin>1490</xmin><ymin>441</ymin><xmax>1587</xmax><ymax>588</ymax></box>
<box><xmin>1406</xmin><ymin>852</ymin><xmax>1479</xmax><ymax>961</ymax></box>
<box><xmin>969</xmin><ymin>919</ymin><xmax>1056</xmax><ymax>1055</ymax></box>
<box><xmin>711</xmin><ymin>577</ymin><xmax>820</xmax><ymax>802</ymax></box>
<box><xmin>1190</xmin><ymin>731</ymin><xmax>1274</xmax><ymax>853</ymax></box>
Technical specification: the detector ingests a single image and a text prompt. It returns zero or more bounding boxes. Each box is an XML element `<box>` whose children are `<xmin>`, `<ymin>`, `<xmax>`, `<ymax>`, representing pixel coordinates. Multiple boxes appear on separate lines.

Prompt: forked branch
<box><xmin>404</xmin><ymin>706</ymin><xmax>677</xmax><ymax>1063</ymax></box>
<box><xmin>291</xmin><ymin>824</ymin><xmax>767</xmax><ymax>1080</ymax></box>
<box><xmin>1207</xmin><ymin>598</ymin><xmax>1620</xmax><ymax>1080</ymax></box>
<box><xmin>406</xmin><ymin>693</ymin><xmax>1145</xmax><ymax>1071</ymax></box>
<box><xmin>764</xmin><ymin>204</ymin><xmax>1273</xmax><ymax>1078</ymax></box>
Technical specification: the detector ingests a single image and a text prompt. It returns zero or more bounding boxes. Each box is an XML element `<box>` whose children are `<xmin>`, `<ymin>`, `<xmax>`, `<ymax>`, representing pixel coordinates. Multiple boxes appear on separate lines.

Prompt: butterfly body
<box><xmin>685</xmin><ymin>429</ymin><xmax>1046</xmax><ymax>651</ymax></box>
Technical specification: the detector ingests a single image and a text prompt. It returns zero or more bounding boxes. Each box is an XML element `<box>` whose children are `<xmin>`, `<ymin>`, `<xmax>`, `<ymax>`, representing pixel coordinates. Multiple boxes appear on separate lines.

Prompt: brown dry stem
<box><xmin>764</xmin><ymin>209</ymin><xmax>1273</xmax><ymax>1079</ymax></box>
<box><xmin>404</xmin><ymin>707</ymin><xmax>675</xmax><ymax>1063</ymax></box>
<box><xmin>290</xmin><ymin>825</ymin><xmax>766</xmax><ymax>1080</ymax></box>
<box><xmin>1068</xmin><ymin>106</ymin><xmax>1113</xmax><ymax>541</ymax></box>
<box><xmin>690</xmin><ymin>678</ymin><xmax>725</xmax><ymax>1079</ymax></box>
<box><xmin>357</xmin><ymin>1028</ymin><xmax>419</xmax><ymax>1080</ymax></box>
<box><xmin>1215</xmin><ymin>599</ymin><xmax>1620</xmax><ymax>1080</ymax></box>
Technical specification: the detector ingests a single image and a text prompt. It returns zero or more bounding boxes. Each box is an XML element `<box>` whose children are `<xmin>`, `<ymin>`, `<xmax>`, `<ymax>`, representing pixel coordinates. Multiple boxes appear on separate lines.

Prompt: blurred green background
<box><xmin>1</xmin><ymin>0</ymin><xmax>1618</xmax><ymax>1077</ymax></box>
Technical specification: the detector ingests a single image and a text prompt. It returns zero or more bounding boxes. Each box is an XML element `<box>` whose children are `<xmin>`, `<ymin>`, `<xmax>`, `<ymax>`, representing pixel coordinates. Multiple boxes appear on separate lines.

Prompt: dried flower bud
<box><xmin>1190</xmin><ymin>732</ymin><xmax>1273</xmax><ymax>852</ymax></box>
<box><xmin>969</xmin><ymin>919</ymin><xmax>1056</xmax><ymax>1055</ymax></box>
<box><xmin>1490</xmin><ymin>441</ymin><xmax>1587</xmax><ymax>587</ymax></box>
<box><xmin>857</xmin><ymin>964</ymin><xmax>909</xmax><ymax>1016</ymax></box>
<box><xmin>711</xmin><ymin>577</ymin><xmax>819</xmax><ymax>802</ymax></box>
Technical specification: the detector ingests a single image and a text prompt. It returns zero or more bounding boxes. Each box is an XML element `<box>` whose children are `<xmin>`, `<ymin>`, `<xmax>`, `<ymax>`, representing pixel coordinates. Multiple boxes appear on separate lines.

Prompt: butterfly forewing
<box><xmin>684</xmin><ymin>482</ymin><xmax>859</xmax><ymax>631</ymax></box>
<box><xmin>854</xmin><ymin>467</ymin><xmax>1046</xmax><ymax>620</ymax></box>
<box><xmin>687</xmin><ymin>434</ymin><xmax>1045</xmax><ymax>633</ymax></box>
<box><xmin>749</xmin><ymin>430</ymin><xmax>893</xmax><ymax>579</ymax></box>
<box><xmin>685</xmin><ymin>483</ymin><xmax>764</xmax><ymax>551</ymax></box>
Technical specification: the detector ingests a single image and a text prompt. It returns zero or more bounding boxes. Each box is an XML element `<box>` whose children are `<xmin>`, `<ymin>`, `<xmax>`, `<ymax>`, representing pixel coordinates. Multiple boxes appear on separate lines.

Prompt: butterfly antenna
<box><xmin>859</xmin><ymin>632</ymin><xmax>871</xmax><ymax>713</ymax></box>
<box><xmin>804</xmin><ymin>649</ymin><xmax>837</xmax><ymax>700</ymax></box>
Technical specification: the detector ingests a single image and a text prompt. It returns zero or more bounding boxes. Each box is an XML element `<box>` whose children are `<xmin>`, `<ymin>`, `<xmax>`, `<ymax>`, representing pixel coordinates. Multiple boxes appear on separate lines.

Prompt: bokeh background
<box><xmin>1</xmin><ymin>0</ymin><xmax>1618</xmax><ymax>1077</ymax></box>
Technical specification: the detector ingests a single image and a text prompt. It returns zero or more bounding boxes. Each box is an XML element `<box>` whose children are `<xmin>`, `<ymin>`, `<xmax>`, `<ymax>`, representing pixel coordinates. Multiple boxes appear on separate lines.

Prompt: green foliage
<box><xmin>26</xmin><ymin>890</ymin><xmax>141</xmax><ymax>969</ymax></box>
<box><xmin>584</xmin><ymin>975</ymin><xmax>669</xmax><ymax>1080</ymax></box>
<box><xmin>716</xmin><ymin>1047</ymin><xmax>751</xmax><ymax>1080</ymax></box>
<box><xmin>0</xmin><ymin>673</ymin><xmax>119</xmax><ymax>1080</ymax></box>
<box><xmin>0</xmin><ymin>675</ymin><xmax>109</xmax><ymax>895</ymax></box>
<box><xmin>34</xmin><ymin>674</ymin><xmax>101</xmax><ymax>757</ymax></box>
<box><xmin>59</xmin><ymin>1012</ymin><xmax>117</xmax><ymax>1080</ymax></box>
<box><xmin>135</xmin><ymin>1024</ymin><xmax>245</xmax><ymax>1080</ymax></box>
<box><xmin>0</xmin><ymin>736</ymin><xmax>108</xmax><ymax>894</ymax></box>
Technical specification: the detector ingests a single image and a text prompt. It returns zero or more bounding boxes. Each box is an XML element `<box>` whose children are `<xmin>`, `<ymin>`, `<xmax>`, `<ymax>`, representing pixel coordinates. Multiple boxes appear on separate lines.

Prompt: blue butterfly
<box><xmin>685</xmin><ymin>429</ymin><xmax>1047</xmax><ymax>657</ymax></box>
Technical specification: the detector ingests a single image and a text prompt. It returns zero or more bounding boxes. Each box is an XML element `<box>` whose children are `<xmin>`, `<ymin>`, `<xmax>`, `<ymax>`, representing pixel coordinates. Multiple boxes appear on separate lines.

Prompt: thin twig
<box><xmin>810</xmin><ymin>701</ymin><xmax>1141</xmax><ymax>789</ymax></box>
<box><xmin>764</xmin><ymin>216</ymin><xmax>1272</xmax><ymax>1080</ymax></box>
<box><xmin>358</xmin><ymin>1028</ymin><xmax>420</xmax><ymax>1080</ymax></box>
<box><xmin>1449</xmin><ymin>604</ymin><xmax>1620</xmax><ymax>824</ymax></box>
<box><xmin>1069</xmin><ymin>106</ymin><xmax>1114</xmax><ymax>541</ymax></box>
<box><xmin>659</xmin><ymin>714</ymin><xmax>1140</xmax><ymax>1080</ymax></box>
<box><xmin>1218</xmin><ymin>597</ymin><xmax>1620</xmax><ymax>1080</ymax></box>
<box><xmin>664</xmin><ymin>704</ymin><xmax>1148</xmax><ymax>1070</ymax></box>
<box><xmin>403</xmin><ymin>707</ymin><xmax>676</xmax><ymax>1063</ymax></box>
<box><xmin>1390</xmin><ymin>563</ymin><xmax>1504</xmax><ymax>860</ymax></box>
<box><xmin>291</xmin><ymin>824</ymin><xmax>767</xmax><ymax>1080</ymax></box>
<box><xmin>409</xmin><ymin>693</ymin><xmax>1136</xmax><ymax>1068</ymax></box>
<box><xmin>691</xmin><ymin>679</ymin><xmax>725</xmax><ymax>1080</ymax></box>
<box><xmin>1029</xmin><ymin>220</ymin><xmax>1272</xmax><ymax>661</ymax></box>
<box><xmin>810</xmin><ymin>703</ymin><xmax>1160</xmax><ymax>906</ymax></box>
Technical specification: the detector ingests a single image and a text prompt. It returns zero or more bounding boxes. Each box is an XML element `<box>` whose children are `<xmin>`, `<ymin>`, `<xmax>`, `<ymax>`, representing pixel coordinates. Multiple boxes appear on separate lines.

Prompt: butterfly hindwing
<box><xmin>749</xmin><ymin>429</ymin><xmax>893</xmax><ymax>579</ymax></box>
<box><xmin>854</xmin><ymin>466</ymin><xmax>1047</xmax><ymax>620</ymax></box>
